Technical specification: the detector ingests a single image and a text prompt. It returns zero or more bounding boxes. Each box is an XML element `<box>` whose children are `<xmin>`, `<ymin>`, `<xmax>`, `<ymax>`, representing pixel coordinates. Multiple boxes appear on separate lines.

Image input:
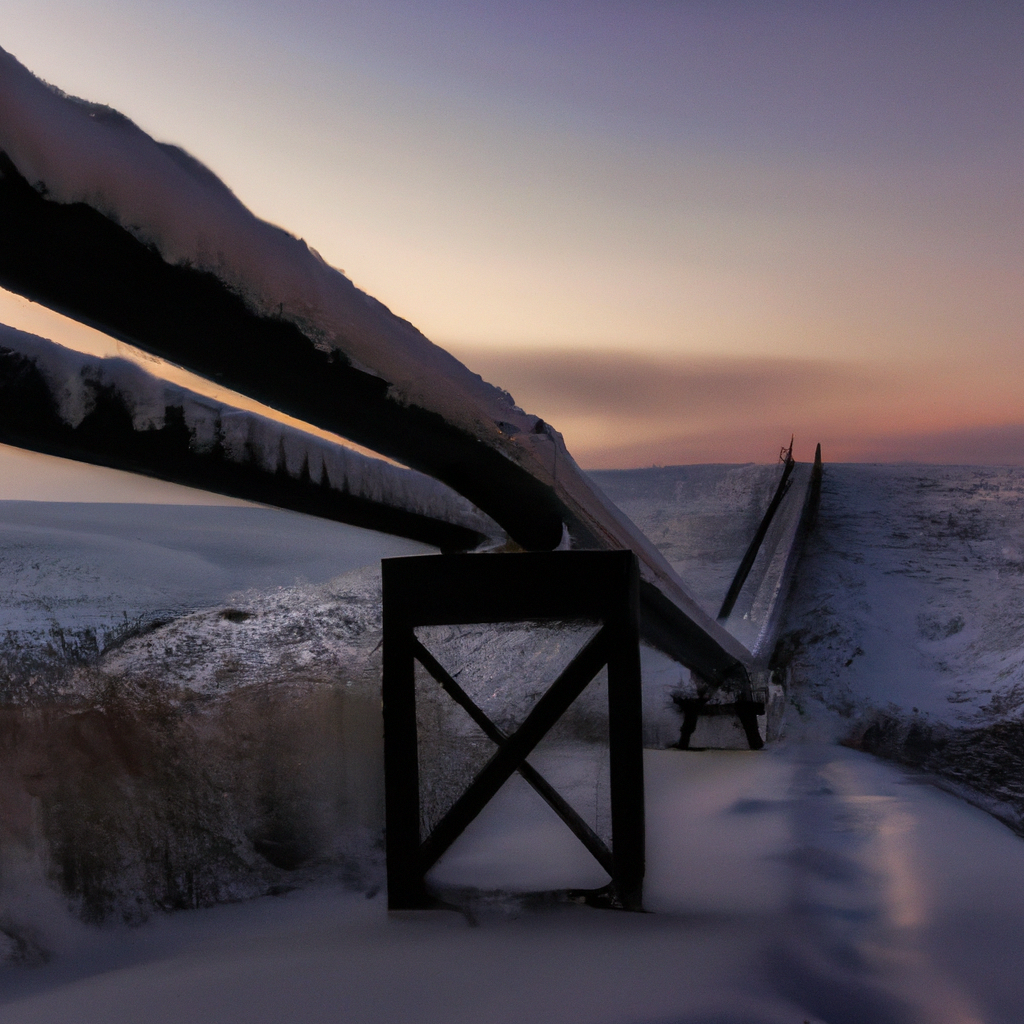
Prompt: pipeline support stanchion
<box><xmin>382</xmin><ymin>550</ymin><xmax>645</xmax><ymax>911</ymax></box>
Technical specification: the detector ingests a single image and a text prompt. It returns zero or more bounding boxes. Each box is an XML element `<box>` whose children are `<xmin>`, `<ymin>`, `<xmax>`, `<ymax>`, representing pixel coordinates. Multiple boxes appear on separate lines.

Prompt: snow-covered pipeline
<box><xmin>0</xmin><ymin>45</ymin><xmax>751</xmax><ymax>685</ymax></box>
<box><xmin>0</xmin><ymin>324</ymin><xmax>501</xmax><ymax>551</ymax></box>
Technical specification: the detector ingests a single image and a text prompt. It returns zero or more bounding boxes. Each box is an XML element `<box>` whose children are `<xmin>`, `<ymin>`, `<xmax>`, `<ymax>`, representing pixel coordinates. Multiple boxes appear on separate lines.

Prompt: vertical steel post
<box><xmin>381</xmin><ymin>598</ymin><xmax>427</xmax><ymax>908</ymax></box>
<box><xmin>606</xmin><ymin>552</ymin><xmax>645</xmax><ymax>909</ymax></box>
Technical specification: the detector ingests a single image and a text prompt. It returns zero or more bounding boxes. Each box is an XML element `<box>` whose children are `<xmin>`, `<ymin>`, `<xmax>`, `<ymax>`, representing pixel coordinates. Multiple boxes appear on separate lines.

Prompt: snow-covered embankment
<box><xmin>776</xmin><ymin>464</ymin><xmax>1024</xmax><ymax>832</ymax></box>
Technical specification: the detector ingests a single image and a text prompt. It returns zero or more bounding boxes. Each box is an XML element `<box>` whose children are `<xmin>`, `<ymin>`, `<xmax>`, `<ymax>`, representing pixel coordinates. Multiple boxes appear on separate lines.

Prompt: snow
<box><xmin>2</xmin><ymin>463</ymin><xmax>1024</xmax><ymax>1020</ymax></box>
<box><xmin>596</xmin><ymin>462</ymin><xmax>1024</xmax><ymax>729</ymax></box>
<box><xmin>780</xmin><ymin>464</ymin><xmax>1024</xmax><ymax>727</ymax></box>
<box><xmin>2</xmin><ymin>747</ymin><xmax>1023</xmax><ymax>1023</ymax></box>
<box><xmin>0</xmin><ymin>501</ymin><xmax>430</xmax><ymax>678</ymax></box>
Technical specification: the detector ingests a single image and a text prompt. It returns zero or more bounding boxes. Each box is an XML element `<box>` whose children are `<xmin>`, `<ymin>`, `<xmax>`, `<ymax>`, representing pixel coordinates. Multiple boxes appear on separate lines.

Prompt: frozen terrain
<box><xmin>781</xmin><ymin>465</ymin><xmax>1024</xmax><ymax>726</ymax></box>
<box><xmin>2</xmin><ymin>747</ymin><xmax>1023</xmax><ymax>1023</ymax></box>
<box><xmin>1</xmin><ymin>463</ymin><xmax>1024</xmax><ymax>1021</ymax></box>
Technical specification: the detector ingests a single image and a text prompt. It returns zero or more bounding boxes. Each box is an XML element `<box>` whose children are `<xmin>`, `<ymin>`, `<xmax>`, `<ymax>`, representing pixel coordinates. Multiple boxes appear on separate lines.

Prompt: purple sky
<box><xmin>1</xmin><ymin>1</ymin><xmax>1022</xmax><ymax>487</ymax></box>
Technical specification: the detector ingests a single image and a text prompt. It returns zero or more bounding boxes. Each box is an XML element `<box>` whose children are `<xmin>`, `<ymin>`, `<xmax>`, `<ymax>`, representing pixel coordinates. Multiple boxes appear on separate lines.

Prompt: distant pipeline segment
<box><xmin>718</xmin><ymin>438</ymin><xmax>796</xmax><ymax>623</ymax></box>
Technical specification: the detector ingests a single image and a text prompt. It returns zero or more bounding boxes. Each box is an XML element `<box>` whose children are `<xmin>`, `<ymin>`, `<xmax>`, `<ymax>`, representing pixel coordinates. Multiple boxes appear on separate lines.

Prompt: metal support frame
<box><xmin>673</xmin><ymin>697</ymin><xmax>766</xmax><ymax>750</ymax></box>
<box><xmin>382</xmin><ymin>550</ymin><xmax>645</xmax><ymax>911</ymax></box>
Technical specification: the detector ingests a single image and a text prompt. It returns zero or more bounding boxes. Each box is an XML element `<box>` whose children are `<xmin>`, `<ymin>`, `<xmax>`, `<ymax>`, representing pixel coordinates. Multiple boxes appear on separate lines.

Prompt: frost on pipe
<box><xmin>0</xmin><ymin>326</ymin><xmax>498</xmax><ymax>552</ymax></box>
<box><xmin>0</xmin><ymin>47</ymin><xmax>750</xmax><ymax>683</ymax></box>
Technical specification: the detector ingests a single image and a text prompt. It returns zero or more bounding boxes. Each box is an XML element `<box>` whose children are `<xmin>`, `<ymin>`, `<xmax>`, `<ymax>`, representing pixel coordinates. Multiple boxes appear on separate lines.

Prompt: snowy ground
<box><xmin>780</xmin><ymin>465</ymin><xmax>1024</xmax><ymax>726</ymax></box>
<box><xmin>0</xmin><ymin>500</ymin><xmax>432</xmax><ymax>637</ymax></box>
<box><xmin>2</xmin><ymin>747</ymin><xmax>1023</xmax><ymax>1024</ymax></box>
<box><xmin>1</xmin><ymin>464</ymin><xmax>1024</xmax><ymax>1022</ymax></box>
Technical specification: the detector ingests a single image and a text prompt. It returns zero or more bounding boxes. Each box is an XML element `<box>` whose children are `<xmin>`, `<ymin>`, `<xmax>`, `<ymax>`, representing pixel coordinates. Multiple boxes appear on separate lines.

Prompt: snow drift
<box><xmin>777</xmin><ymin>464</ymin><xmax>1024</xmax><ymax>832</ymax></box>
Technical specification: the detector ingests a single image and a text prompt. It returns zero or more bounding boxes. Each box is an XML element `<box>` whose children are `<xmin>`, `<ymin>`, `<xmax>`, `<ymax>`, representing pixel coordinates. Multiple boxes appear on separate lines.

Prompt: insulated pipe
<box><xmin>0</xmin><ymin>326</ymin><xmax>499</xmax><ymax>552</ymax></box>
<box><xmin>0</xmin><ymin>48</ymin><xmax>752</xmax><ymax>684</ymax></box>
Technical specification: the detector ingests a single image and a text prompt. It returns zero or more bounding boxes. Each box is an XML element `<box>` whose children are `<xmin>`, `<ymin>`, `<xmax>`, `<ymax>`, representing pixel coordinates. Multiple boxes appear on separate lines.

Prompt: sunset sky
<box><xmin>1</xmin><ymin>1</ymin><xmax>1022</xmax><ymax>498</ymax></box>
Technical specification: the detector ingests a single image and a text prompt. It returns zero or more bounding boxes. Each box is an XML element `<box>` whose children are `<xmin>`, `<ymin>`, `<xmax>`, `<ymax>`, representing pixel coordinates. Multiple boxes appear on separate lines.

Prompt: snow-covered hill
<box><xmin>775</xmin><ymin>464</ymin><xmax>1024</xmax><ymax>830</ymax></box>
<box><xmin>0</xmin><ymin>501</ymin><xmax>429</xmax><ymax>694</ymax></box>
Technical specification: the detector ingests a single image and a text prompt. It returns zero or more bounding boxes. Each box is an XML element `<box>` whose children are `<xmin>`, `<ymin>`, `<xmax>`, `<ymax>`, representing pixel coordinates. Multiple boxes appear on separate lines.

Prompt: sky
<box><xmin>0</xmin><ymin>0</ymin><xmax>1022</xmax><ymax>498</ymax></box>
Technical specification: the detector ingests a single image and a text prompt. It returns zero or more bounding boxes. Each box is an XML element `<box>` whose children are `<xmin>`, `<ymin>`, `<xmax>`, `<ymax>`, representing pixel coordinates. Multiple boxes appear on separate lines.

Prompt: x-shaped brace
<box><xmin>412</xmin><ymin>631</ymin><xmax>614</xmax><ymax>876</ymax></box>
